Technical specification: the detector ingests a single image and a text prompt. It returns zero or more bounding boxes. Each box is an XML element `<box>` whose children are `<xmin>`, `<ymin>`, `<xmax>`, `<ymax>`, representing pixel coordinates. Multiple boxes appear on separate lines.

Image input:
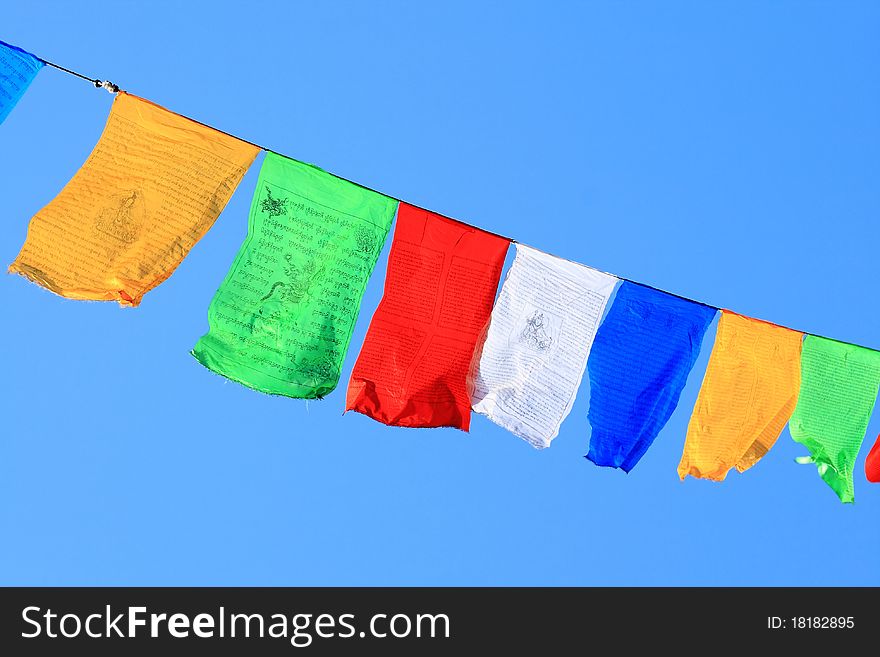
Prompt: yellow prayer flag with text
<box><xmin>678</xmin><ymin>311</ymin><xmax>803</xmax><ymax>481</ymax></box>
<box><xmin>9</xmin><ymin>92</ymin><xmax>260</xmax><ymax>306</ymax></box>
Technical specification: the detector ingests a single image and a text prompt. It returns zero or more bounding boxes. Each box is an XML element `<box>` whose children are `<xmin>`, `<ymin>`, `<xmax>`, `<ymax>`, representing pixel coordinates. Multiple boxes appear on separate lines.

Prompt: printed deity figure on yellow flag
<box><xmin>9</xmin><ymin>92</ymin><xmax>260</xmax><ymax>306</ymax></box>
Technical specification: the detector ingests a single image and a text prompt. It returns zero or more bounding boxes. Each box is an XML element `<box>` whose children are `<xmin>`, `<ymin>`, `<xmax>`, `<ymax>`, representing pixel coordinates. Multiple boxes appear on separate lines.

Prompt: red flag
<box><xmin>867</xmin><ymin>434</ymin><xmax>880</xmax><ymax>483</ymax></box>
<box><xmin>346</xmin><ymin>203</ymin><xmax>510</xmax><ymax>430</ymax></box>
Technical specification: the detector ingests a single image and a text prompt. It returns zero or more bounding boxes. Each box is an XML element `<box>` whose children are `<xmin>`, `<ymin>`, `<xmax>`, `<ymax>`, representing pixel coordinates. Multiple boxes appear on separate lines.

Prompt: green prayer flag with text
<box><xmin>192</xmin><ymin>152</ymin><xmax>398</xmax><ymax>398</ymax></box>
<box><xmin>789</xmin><ymin>335</ymin><xmax>880</xmax><ymax>503</ymax></box>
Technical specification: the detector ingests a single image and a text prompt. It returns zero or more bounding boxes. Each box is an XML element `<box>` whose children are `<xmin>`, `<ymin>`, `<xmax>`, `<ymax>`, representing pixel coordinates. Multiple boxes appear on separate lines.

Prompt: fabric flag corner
<box><xmin>0</xmin><ymin>39</ymin><xmax>43</xmax><ymax>125</ymax></box>
<box><xmin>789</xmin><ymin>335</ymin><xmax>880</xmax><ymax>503</ymax></box>
<box><xmin>470</xmin><ymin>244</ymin><xmax>618</xmax><ymax>448</ymax></box>
<box><xmin>586</xmin><ymin>281</ymin><xmax>716</xmax><ymax>472</ymax></box>
<box><xmin>9</xmin><ymin>92</ymin><xmax>260</xmax><ymax>306</ymax></box>
<box><xmin>866</xmin><ymin>434</ymin><xmax>880</xmax><ymax>484</ymax></box>
<box><xmin>345</xmin><ymin>203</ymin><xmax>510</xmax><ymax>430</ymax></box>
<box><xmin>192</xmin><ymin>151</ymin><xmax>398</xmax><ymax>399</ymax></box>
<box><xmin>678</xmin><ymin>311</ymin><xmax>803</xmax><ymax>482</ymax></box>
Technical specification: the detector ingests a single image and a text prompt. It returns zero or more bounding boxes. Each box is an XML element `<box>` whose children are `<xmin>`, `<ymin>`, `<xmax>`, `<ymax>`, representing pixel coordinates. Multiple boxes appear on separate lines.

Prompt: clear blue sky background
<box><xmin>1</xmin><ymin>1</ymin><xmax>878</xmax><ymax>586</ymax></box>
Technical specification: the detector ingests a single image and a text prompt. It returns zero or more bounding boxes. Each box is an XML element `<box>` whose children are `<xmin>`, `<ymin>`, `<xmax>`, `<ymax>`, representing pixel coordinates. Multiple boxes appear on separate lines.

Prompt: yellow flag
<box><xmin>678</xmin><ymin>311</ymin><xmax>803</xmax><ymax>481</ymax></box>
<box><xmin>9</xmin><ymin>93</ymin><xmax>259</xmax><ymax>306</ymax></box>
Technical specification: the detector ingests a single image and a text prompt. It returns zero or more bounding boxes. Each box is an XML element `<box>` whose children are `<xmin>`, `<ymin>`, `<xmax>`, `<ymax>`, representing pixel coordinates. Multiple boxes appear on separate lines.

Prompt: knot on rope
<box><xmin>94</xmin><ymin>79</ymin><xmax>120</xmax><ymax>93</ymax></box>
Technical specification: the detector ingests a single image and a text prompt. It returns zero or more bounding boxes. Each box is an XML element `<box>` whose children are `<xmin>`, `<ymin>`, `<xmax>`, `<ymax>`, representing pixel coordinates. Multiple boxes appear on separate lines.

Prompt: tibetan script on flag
<box><xmin>346</xmin><ymin>203</ymin><xmax>509</xmax><ymax>429</ymax></box>
<box><xmin>586</xmin><ymin>282</ymin><xmax>716</xmax><ymax>472</ymax></box>
<box><xmin>10</xmin><ymin>93</ymin><xmax>259</xmax><ymax>306</ymax></box>
<box><xmin>470</xmin><ymin>244</ymin><xmax>618</xmax><ymax>448</ymax></box>
<box><xmin>192</xmin><ymin>152</ymin><xmax>397</xmax><ymax>399</ymax></box>
<box><xmin>0</xmin><ymin>40</ymin><xmax>42</xmax><ymax>125</ymax></box>
<box><xmin>678</xmin><ymin>311</ymin><xmax>803</xmax><ymax>481</ymax></box>
<box><xmin>789</xmin><ymin>335</ymin><xmax>880</xmax><ymax>503</ymax></box>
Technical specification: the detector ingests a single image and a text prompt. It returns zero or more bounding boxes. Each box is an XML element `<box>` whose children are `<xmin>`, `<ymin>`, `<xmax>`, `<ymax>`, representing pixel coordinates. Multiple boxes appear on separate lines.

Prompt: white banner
<box><xmin>469</xmin><ymin>244</ymin><xmax>618</xmax><ymax>448</ymax></box>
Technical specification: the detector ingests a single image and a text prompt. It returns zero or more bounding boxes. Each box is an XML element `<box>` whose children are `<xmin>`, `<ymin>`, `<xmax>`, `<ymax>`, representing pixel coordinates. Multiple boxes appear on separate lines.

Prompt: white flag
<box><xmin>469</xmin><ymin>244</ymin><xmax>618</xmax><ymax>448</ymax></box>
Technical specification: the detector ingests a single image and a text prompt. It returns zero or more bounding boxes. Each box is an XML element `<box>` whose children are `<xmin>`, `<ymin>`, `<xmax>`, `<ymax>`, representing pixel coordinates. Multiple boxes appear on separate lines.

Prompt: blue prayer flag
<box><xmin>0</xmin><ymin>40</ymin><xmax>42</xmax><ymax>125</ymax></box>
<box><xmin>586</xmin><ymin>282</ymin><xmax>716</xmax><ymax>472</ymax></box>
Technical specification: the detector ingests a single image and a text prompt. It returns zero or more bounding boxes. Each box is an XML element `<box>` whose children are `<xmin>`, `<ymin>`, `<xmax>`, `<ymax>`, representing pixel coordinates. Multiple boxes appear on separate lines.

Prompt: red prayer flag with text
<box><xmin>867</xmin><ymin>434</ymin><xmax>880</xmax><ymax>483</ymax></box>
<box><xmin>346</xmin><ymin>203</ymin><xmax>510</xmax><ymax>430</ymax></box>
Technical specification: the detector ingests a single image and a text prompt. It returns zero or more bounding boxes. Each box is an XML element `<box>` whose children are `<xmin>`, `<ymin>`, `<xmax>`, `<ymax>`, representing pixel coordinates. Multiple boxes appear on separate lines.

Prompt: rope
<box><xmin>20</xmin><ymin>44</ymin><xmax>879</xmax><ymax>352</ymax></box>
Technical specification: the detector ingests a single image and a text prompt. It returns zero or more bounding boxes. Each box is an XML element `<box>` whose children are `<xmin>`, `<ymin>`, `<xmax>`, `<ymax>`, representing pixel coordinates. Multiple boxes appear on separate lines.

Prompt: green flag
<box><xmin>192</xmin><ymin>152</ymin><xmax>398</xmax><ymax>398</ymax></box>
<box><xmin>789</xmin><ymin>335</ymin><xmax>880</xmax><ymax>503</ymax></box>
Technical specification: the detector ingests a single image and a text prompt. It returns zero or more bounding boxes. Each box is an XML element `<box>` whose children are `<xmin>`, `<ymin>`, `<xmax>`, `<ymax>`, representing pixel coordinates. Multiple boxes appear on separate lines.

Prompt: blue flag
<box><xmin>0</xmin><ymin>40</ymin><xmax>42</xmax><ymax>125</ymax></box>
<box><xmin>586</xmin><ymin>282</ymin><xmax>716</xmax><ymax>472</ymax></box>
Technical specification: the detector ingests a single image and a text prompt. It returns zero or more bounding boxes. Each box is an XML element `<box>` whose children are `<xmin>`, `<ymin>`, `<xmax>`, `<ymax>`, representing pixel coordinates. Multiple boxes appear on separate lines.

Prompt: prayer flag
<box><xmin>346</xmin><ymin>203</ymin><xmax>509</xmax><ymax>429</ymax></box>
<box><xmin>9</xmin><ymin>93</ymin><xmax>259</xmax><ymax>306</ymax></box>
<box><xmin>470</xmin><ymin>244</ymin><xmax>618</xmax><ymax>448</ymax></box>
<box><xmin>0</xmin><ymin>40</ymin><xmax>42</xmax><ymax>125</ymax></box>
<box><xmin>192</xmin><ymin>151</ymin><xmax>398</xmax><ymax>399</ymax></box>
<box><xmin>866</xmin><ymin>434</ymin><xmax>880</xmax><ymax>484</ymax></box>
<box><xmin>678</xmin><ymin>311</ymin><xmax>803</xmax><ymax>481</ymax></box>
<box><xmin>789</xmin><ymin>335</ymin><xmax>880</xmax><ymax>503</ymax></box>
<box><xmin>586</xmin><ymin>282</ymin><xmax>716</xmax><ymax>472</ymax></box>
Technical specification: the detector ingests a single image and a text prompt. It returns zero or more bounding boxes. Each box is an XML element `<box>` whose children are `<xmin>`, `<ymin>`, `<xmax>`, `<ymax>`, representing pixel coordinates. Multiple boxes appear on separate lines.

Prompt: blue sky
<box><xmin>1</xmin><ymin>1</ymin><xmax>878</xmax><ymax>585</ymax></box>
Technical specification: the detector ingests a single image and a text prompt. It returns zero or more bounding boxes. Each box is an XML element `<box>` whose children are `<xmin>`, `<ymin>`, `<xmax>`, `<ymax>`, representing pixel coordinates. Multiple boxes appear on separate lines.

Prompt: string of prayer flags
<box><xmin>678</xmin><ymin>311</ymin><xmax>803</xmax><ymax>481</ymax></box>
<box><xmin>0</xmin><ymin>40</ymin><xmax>42</xmax><ymax>125</ymax></box>
<box><xmin>9</xmin><ymin>93</ymin><xmax>259</xmax><ymax>306</ymax></box>
<box><xmin>192</xmin><ymin>151</ymin><xmax>398</xmax><ymax>399</ymax></box>
<box><xmin>469</xmin><ymin>244</ymin><xmax>618</xmax><ymax>448</ymax></box>
<box><xmin>346</xmin><ymin>204</ymin><xmax>509</xmax><ymax>429</ymax></box>
<box><xmin>6</xmin><ymin>37</ymin><xmax>880</xmax><ymax>503</ymax></box>
<box><xmin>866</xmin><ymin>435</ymin><xmax>880</xmax><ymax>484</ymax></box>
<box><xmin>789</xmin><ymin>336</ymin><xmax>880</xmax><ymax>503</ymax></box>
<box><xmin>586</xmin><ymin>282</ymin><xmax>716</xmax><ymax>472</ymax></box>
